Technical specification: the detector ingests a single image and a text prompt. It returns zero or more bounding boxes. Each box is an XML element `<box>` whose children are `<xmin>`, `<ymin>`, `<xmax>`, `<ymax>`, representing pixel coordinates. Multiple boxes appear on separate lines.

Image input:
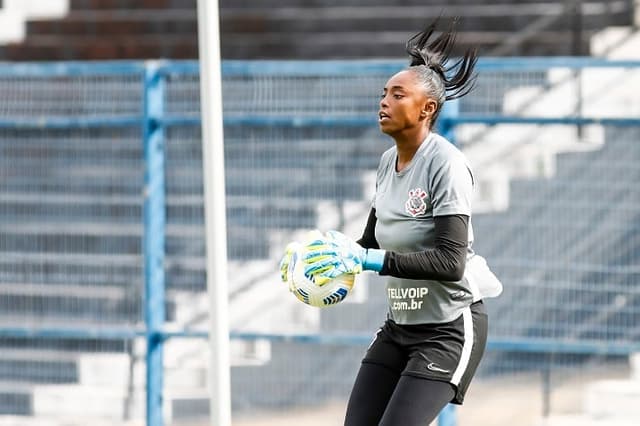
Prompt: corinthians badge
<box><xmin>405</xmin><ymin>187</ymin><xmax>428</xmax><ymax>217</ymax></box>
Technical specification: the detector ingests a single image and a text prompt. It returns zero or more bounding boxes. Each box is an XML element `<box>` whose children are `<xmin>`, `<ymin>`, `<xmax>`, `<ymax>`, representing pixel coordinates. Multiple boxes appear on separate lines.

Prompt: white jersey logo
<box><xmin>405</xmin><ymin>187</ymin><xmax>428</xmax><ymax>217</ymax></box>
<box><xmin>427</xmin><ymin>362</ymin><xmax>450</xmax><ymax>374</ymax></box>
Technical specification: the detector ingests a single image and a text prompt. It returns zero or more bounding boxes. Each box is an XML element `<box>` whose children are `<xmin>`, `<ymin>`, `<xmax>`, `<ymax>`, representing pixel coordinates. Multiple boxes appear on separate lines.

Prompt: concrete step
<box><xmin>2</xmin><ymin>0</ymin><xmax>633</xmax><ymax>60</ymax></box>
<box><xmin>33</xmin><ymin>7</ymin><xmax>627</xmax><ymax>37</ymax></box>
<box><xmin>592</xmin><ymin>26</ymin><xmax>640</xmax><ymax>59</ymax></box>
<box><xmin>27</xmin><ymin>12</ymin><xmax>197</xmax><ymax>37</ymax></box>
<box><xmin>540</xmin><ymin>353</ymin><xmax>640</xmax><ymax>425</ymax></box>
<box><xmin>32</xmin><ymin>384</ymin><xmax>145</xmax><ymax>420</ymax></box>
<box><xmin>70</xmin><ymin>0</ymin><xmax>195</xmax><ymax>9</ymax></box>
<box><xmin>583</xmin><ymin>379</ymin><xmax>640</xmax><ymax>420</ymax></box>
<box><xmin>28</xmin><ymin>345</ymin><xmax>211</xmax><ymax>420</ymax></box>
<box><xmin>0</xmin><ymin>355</ymin><xmax>77</xmax><ymax>385</ymax></box>
<box><xmin>32</xmin><ymin>383</ymin><xmax>208</xmax><ymax>422</ymax></box>
<box><xmin>537</xmin><ymin>415</ymin><xmax>639</xmax><ymax>426</ymax></box>
<box><xmin>0</xmin><ymin>416</ymin><xmax>143</xmax><ymax>426</ymax></box>
<box><xmin>0</xmin><ymin>37</ymin><xmax>198</xmax><ymax>61</ymax></box>
<box><xmin>220</xmin><ymin>6</ymin><xmax>630</xmax><ymax>34</ymax></box>
<box><xmin>0</xmin><ymin>291</ymin><xmax>141</xmax><ymax>323</ymax></box>
<box><xmin>76</xmin><ymin>351</ymin><xmax>208</xmax><ymax>389</ymax></box>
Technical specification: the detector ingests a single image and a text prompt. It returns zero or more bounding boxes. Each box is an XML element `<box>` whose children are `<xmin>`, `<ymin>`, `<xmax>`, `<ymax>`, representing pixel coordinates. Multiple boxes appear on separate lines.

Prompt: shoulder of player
<box><xmin>421</xmin><ymin>134</ymin><xmax>475</xmax><ymax>185</ymax></box>
<box><xmin>378</xmin><ymin>146</ymin><xmax>397</xmax><ymax>167</ymax></box>
<box><xmin>419</xmin><ymin>133</ymin><xmax>468</xmax><ymax>166</ymax></box>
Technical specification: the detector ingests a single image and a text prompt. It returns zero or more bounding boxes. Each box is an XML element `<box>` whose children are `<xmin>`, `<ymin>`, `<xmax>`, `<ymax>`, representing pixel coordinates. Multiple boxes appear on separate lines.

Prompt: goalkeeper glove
<box><xmin>279</xmin><ymin>241</ymin><xmax>301</xmax><ymax>288</ymax></box>
<box><xmin>302</xmin><ymin>230</ymin><xmax>386</xmax><ymax>285</ymax></box>
<box><xmin>278</xmin><ymin>230</ymin><xmax>324</xmax><ymax>285</ymax></box>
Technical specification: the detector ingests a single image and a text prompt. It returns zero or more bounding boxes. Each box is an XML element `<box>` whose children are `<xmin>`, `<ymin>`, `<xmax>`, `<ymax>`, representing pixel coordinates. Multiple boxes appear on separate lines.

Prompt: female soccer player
<box><xmin>286</xmin><ymin>18</ymin><xmax>501</xmax><ymax>425</ymax></box>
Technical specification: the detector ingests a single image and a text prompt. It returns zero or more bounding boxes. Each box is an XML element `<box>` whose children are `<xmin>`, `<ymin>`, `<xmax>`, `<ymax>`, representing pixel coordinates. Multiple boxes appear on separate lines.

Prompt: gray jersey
<box><xmin>373</xmin><ymin>132</ymin><xmax>476</xmax><ymax>324</ymax></box>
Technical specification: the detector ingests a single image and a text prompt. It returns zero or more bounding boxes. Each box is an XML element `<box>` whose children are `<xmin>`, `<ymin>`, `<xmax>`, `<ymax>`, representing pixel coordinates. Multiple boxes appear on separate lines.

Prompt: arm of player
<box><xmin>356</xmin><ymin>207</ymin><xmax>380</xmax><ymax>249</ymax></box>
<box><xmin>304</xmin><ymin>214</ymin><xmax>469</xmax><ymax>283</ymax></box>
<box><xmin>384</xmin><ymin>214</ymin><xmax>468</xmax><ymax>281</ymax></box>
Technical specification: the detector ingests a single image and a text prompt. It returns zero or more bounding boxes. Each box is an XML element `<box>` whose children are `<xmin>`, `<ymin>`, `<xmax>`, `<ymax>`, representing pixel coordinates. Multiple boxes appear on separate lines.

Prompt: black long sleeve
<box><xmin>356</xmin><ymin>208</ymin><xmax>380</xmax><ymax>249</ymax></box>
<box><xmin>357</xmin><ymin>208</ymin><xmax>469</xmax><ymax>281</ymax></box>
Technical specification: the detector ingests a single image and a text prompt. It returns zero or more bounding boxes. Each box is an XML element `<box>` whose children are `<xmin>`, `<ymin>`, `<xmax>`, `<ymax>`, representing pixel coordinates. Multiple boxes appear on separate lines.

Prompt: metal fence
<box><xmin>0</xmin><ymin>58</ymin><xmax>639</xmax><ymax>426</ymax></box>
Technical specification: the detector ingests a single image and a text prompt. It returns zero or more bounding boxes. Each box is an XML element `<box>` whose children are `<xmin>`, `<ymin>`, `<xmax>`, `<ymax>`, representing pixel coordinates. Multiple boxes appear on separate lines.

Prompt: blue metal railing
<box><xmin>143</xmin><ymin>62</ymin><xmax>167</xmax><ymax>426</ymax></box>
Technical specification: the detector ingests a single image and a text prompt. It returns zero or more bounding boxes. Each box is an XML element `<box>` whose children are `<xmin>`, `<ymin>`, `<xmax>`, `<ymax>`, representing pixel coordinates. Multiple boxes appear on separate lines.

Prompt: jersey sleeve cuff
<box><xmin>363</xmin><ymin>249</ymin><xmax>386</xmax><ymax>272</ymax></box>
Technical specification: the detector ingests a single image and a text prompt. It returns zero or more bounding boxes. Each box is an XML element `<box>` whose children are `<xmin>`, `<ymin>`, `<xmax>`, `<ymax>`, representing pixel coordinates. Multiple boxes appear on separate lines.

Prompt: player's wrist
<box><xmin>363</xmin><ymin>249</ymin><xmax>386</xmax><ymax>272</ymax></box>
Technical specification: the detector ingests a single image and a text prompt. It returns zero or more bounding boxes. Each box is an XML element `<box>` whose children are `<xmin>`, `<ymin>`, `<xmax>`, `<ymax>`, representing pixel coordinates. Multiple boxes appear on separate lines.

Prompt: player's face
<box><xmin>378</xmin><ymin>70</ymin><xmax>435</xmax><ymax>136</ymax></box>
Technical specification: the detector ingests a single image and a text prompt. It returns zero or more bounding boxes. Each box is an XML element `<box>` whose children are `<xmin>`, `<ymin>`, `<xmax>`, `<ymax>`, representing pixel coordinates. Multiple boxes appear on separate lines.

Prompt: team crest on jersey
<box><xmin>405</xmin><ymin>187</ymin><xmax>428</xmax><ymax>217</ymax></box>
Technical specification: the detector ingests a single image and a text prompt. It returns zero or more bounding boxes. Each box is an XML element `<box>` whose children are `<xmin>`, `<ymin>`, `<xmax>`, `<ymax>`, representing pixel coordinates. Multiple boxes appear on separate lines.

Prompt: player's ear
<box><xmin>426</xmin><ymin>99</ymin><xmax>438</xmax><ymax>115</ymax></box>
<box><xmin>420</xmin><ymin>99</ymin><xmax>438</xmax><ymax>119</ymax></box>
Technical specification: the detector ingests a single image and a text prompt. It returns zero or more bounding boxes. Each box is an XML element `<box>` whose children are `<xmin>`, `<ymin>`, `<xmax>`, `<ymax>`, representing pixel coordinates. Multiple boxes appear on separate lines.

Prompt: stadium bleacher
<box><xmin>474</xmin><ymin>127</ymin><xmax>640</xmax><ymax>342</ymax></box>
<box><xmin>0</xmin><ymin>0</ymin><xmax>634</xmax><ymax>60</ymax></box>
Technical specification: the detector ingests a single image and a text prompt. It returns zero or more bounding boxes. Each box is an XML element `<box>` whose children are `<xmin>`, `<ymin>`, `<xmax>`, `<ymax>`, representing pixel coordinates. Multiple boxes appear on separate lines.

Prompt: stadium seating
<box><xmin>0</xmin><ymin>0</ymin><xmax>634</xmax><ymax>60</ymax></box>
<box><xmin>474</xmin><ymin>127</ymin><xmax>640</xmax><ymax>342</ymax></box>
<box><xmin>0</xmin><ymin>113</ymin><xmax>387</xmax><ymax>418</ymax></box>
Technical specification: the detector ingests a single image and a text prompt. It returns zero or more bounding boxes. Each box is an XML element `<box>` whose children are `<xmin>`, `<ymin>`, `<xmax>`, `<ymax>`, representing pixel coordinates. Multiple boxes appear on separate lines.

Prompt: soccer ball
<box><xmin>286</xmin><ymin>245</ymin><xmax>356</xmax><ymax>308</ymax></box>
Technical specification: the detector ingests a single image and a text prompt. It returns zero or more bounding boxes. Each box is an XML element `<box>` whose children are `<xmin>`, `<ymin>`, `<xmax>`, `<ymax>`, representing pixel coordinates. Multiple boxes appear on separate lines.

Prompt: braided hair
<box><xmin>405</xmin><ymin>18</ymin><xmax>477</xmax><ymax>127</ymax></box>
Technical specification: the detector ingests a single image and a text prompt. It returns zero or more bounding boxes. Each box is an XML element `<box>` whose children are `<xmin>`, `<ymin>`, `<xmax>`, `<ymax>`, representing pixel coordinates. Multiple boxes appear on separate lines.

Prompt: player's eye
<box><xmin>394</xmin><ymin>94</ymin><xmax>404</xmax><ymax>99</ymax></box>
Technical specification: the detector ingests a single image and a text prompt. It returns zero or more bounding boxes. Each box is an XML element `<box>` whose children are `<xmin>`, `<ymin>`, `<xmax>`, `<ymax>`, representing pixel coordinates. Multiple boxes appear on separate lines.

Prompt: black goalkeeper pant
<box><xmin>344</xmin><ymin>362</ymin><xmax>455</xmax><ymax>426</ymax></box>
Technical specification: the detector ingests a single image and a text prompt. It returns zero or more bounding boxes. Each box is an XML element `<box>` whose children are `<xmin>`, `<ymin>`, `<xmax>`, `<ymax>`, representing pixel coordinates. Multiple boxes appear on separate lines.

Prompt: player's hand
<box><xmin>303</xmin><ymin>230</ymin><xmax>364</xmax><ymax>285</ymax></box>
<box><xmin>303</xmin><ymin>230</ymin><xmax>386</xmax><ymax>285</ymax></box>
<box><xmin>279</xmin><ymin>230</ymin><xmax>325</xmax><ymax>286</ymax></box>
<box><xmin>279</xmin><ymin>241</ymin><xmax>301</xmax><ymax>285</ymax></box>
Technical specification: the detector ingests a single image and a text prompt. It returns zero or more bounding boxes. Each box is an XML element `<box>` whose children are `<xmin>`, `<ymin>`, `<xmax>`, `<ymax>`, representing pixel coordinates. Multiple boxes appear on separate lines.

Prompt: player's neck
<box><xmin>393</xmin><ymin>128</ymin><xmax>430</xmax><ymax>171</ymax></box>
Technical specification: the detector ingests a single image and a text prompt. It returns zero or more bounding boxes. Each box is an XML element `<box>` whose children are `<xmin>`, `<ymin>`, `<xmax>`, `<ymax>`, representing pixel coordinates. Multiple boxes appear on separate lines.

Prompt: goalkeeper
<box><xmin>283</xmin><ymin>17</ymin><xmax>501</xmax><ymax>426</ymax></box>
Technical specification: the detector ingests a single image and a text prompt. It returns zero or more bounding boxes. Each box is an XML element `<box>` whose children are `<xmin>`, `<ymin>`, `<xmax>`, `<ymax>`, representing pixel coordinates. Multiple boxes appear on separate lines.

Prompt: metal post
<box><xmin>542</xmin><ymin>366</ymin><xmax>552</xmax><ymax>418</ymax></box>
<box><xmin>570</xmin><ymin>0</ymin><xmax>583</xmax><ymax>57</ymax></box>
<box><xmin>541</xmin><ymin>351</ymin><xmax>555</xmax><ymax>419</ymax></box>
<box><xmin>143</xmin><ymin>62</ymin><xmax>166</xmax><ymax>426</ymax></box>
<box><xmin>197</xmin><ymin>1</ymin><xmax>233</xmax><ymax>425</ymax></box>
<box><xmin>436</xmin><ymin>98</ymin><xmax>459</xmax><ymax>426</ymax></box>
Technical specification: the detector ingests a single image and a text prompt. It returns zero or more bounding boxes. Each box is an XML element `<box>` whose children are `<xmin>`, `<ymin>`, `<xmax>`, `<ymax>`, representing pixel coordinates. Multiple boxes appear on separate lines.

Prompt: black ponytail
<box><xmin>406</xmin><ymin>17</ymin><xmax>478</xmax><ymax>101</ymax></box>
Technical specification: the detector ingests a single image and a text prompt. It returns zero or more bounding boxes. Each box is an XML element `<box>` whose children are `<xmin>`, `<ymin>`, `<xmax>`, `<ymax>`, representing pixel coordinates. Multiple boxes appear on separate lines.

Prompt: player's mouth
<box><xmin>378</xmin><ymin>111</ymin><xmax>391</xmax><ymax>123</ymax></box>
